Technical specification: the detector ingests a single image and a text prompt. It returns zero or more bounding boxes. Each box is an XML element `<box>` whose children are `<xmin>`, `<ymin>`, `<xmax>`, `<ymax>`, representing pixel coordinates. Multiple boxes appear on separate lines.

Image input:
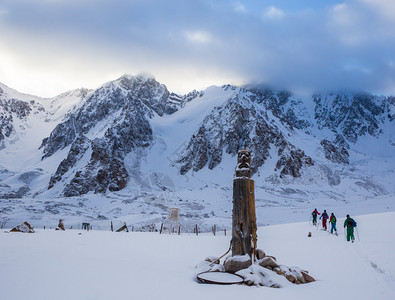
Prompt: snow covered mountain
<box><xmin>0</xmin><ymin>75</ymin><xmax>394</xmax><ymax>229</ymax></box>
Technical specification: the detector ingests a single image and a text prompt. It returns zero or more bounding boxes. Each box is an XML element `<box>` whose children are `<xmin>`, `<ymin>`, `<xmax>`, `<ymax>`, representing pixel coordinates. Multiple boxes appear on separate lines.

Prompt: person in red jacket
<box><xmin>311</xmin><ymin>208</ymin><xmax>320</xmax><ymax>226</ymax></box>
<box><xmin>320</xmin><ymin>210</ymin><xmax>329</xmax><ymax>230</ymax></box>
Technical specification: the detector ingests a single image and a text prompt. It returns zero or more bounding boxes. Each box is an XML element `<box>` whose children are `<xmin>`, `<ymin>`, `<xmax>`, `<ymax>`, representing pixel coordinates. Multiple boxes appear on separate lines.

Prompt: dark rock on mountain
<box><xmin>0</xmin><ymin>98</ymin><xmax>42</xmax><ymax>143</ymax></box>
<box><xmin>314</xmin><ymin>93</ymin><xmax>387</xmax><ymax>145</ymax></box>
<box><xmin>321</xmin><ymin>139</ymin><xmax>349</xmax><ymax>164</ymax></box>
<box><xmin>43</xmin><ymin>75</ymin><xmax>180</xmax><ymax>196</ymax></box>
<box><xmin>276</xmin><ymin>147</ymin><xmax>314</xmax><ymax>178</ymax></box>
<box><xmin>40</xmin><ymin>75</ymin><xmax>178</xmax><ymax>159</ymax></box>
<box><xmin>1</xmin><ymin>77</ymin><xmax>394</xmax><ymax>201</ymax></box>
<box><xmin>48</xmin><ymin>136</ymin><xmax>91</xmax><ymax>189</ymax></box>
<box><xmin>178</xmin><ymin>90</ymin><xmax>314</xmax><ymax>177</ymax></box>
<box><xmin>251</xmin><ymin>88</ymin><xmax>311</xmax><ymax>130</ymax></box>
<box><xmin>0</xmin><ymin>185</ymin><xmax>30</xmax><ymax>199</ymax></box>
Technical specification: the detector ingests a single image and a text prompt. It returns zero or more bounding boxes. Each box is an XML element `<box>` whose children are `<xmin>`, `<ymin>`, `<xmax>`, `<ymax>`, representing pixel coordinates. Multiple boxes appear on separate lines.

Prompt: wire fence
<box><xmin>1</xmin><ymin>218</ymin><xmax>229</xmax><ymax>236</ymax></box>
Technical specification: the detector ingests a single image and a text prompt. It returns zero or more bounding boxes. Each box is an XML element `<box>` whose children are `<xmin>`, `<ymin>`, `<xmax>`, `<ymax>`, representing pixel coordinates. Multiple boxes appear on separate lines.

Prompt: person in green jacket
<box><xmin>344</xmin><ymin>214</ymin><xmax>357</xmax><ymax>242</ymax></box>
<box><xmin>329</xmin><ymin>213</ymin><xmax>337</xmax><ymax>235</ymax></box>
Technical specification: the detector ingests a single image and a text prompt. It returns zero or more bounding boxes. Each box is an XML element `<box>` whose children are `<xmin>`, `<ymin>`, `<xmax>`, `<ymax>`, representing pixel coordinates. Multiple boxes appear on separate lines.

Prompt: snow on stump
<box><xmin>10</xmin><ymin>222</ymin><xmax>35</xmax><ymax>233</ymax></box>
<box><xmin>224</xmin><ymin>254</ymin><xmax>252</xmax><ymax>273</ymax></box>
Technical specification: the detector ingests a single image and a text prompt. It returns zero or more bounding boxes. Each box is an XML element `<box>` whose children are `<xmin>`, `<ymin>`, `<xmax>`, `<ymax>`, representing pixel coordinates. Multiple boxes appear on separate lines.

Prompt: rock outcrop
<box><xmin>314</xmin><ymin>93</ymin><xmax>387</xmax><ymax>146</ymax></box>
<box><xmin>178</xmin><ymin>90</ymin><xmax>314</xmax><ymax>178</ymax></box>
<box><xmin>41</xmin><ymin>75</ymin><xmax>188</xmax><ymax>196</ymax></box>
<box><xmin>10</xmin><ymin>221</ymin><xmax>35</xmax><ymax>233</ymax></box>
<box><xmin>321</xmin><ymin>139</ymin><xmax>349</xmax><ymax>164</ymax></box>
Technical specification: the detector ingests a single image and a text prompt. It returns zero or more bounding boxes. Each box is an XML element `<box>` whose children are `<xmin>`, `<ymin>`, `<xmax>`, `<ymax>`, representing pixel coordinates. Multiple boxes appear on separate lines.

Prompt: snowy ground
<box><xmin>1</xmin><ymin>212</ymin><xmax>394</xmax><ymax>300</ymax></box>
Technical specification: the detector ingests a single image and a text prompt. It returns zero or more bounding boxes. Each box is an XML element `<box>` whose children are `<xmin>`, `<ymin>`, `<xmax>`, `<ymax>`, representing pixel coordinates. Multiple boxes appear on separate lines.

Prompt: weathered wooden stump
<box><xmin>232</xmin><ymin>150</ymin><xmax>257</xmax><ymax>257</ymax></box>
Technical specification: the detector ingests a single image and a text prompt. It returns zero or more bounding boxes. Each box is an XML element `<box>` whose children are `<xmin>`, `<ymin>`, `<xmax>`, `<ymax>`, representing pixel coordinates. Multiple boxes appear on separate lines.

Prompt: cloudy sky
<box><xmin>0</xmin><ymin>0</ymin><xmax>394</xmax><ymax>97</ymax></box>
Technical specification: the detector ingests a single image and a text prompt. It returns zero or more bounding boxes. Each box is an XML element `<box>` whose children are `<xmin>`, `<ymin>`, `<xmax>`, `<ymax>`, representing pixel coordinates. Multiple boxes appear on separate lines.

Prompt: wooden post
<box><xmin>178</xmin><ymin>225</ymin><xmax>181</xmax><ymax>235</ymax></box>
<box><xmin>160</xmin><ymin>223</ymin><xmax>163</xmax><ymax>234</ymax></box>
<box><xmin>232</xmin><ymin>150</ymin><xmax>257</xmax><ymax>257</ymax></box>
<box><xmin>224</xmin><ymin>229</ymin><xmax>226</xmax><ymax>236</ymax></box>
<box><xmin>111</xmin><ymin>221</ymin><xmax>113</xmax><ymax>232</ymax></box>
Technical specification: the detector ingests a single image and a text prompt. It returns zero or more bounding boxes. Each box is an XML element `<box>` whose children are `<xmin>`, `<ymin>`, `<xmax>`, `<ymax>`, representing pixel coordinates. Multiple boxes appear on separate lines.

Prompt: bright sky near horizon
<box><xmin>0</xmin><ymin>0</ymin><xmax>394</xmax><ymax>97</ymax></box>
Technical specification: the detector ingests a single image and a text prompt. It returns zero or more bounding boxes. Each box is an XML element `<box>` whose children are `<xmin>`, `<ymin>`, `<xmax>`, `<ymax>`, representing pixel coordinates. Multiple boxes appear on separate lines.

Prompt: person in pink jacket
<box><xmin>320</xmin><ymin>209</ymin><xmax>329</xmax><ymax>230</ymax></box>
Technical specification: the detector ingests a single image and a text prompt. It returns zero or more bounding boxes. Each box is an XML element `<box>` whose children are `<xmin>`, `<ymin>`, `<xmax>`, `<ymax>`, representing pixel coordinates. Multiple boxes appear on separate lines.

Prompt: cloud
<box><xmin>184</xmin><ymin>30</ymin><xmax>213</xmax><ymax>44</ymax></box>
<box><xmin>0</xmin><ymin>0</ymin><xmax>394</xmax><ymax>96</ymax></box>
<box><xmin>232</xmin><ymin>2</ymin><xmax>248</xmax><ymax>14</ymax></box>
<box><xmin>262</xmin><ymin>6</ymin><xmax>285</xmax><ymax>19</ymax></box>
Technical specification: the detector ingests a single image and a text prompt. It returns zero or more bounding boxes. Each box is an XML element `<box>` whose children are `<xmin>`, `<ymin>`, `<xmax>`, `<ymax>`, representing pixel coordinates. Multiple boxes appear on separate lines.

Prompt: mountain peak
<box><xmin>117</xmin><ymin>73</ymin><xmax>156</xmax><ymax>85</ymax></box>
<box><xmin>123</xmin><ymin>72</ymin><xmax>155</xmax><ymax>80</ymax></box>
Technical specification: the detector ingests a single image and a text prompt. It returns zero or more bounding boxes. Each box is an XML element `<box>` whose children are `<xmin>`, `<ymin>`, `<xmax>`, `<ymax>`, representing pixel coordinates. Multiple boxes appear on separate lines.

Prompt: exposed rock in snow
<box><xmin>48</xmin><ymin>136</ymin><xmax>91</xmax><ymax>189</ymax></box>
<box><xmin>313</xmin><ymin>93</ymin><xmax>388</xmax><ymax>145</ymax></box>
<box><xmin>224</xmin><ymin>254</ymin><xmax>252</xmax><ymax>273</ymax></box>
<box><xmin>10</xmin><ymin>221</ymin><xmax>35</xmax><ymax>233</ymax></box>
<box><xmin>41</xmin><ymin>75</ymin><xmax>184</xmax><ymax>196</ymax></box>
<box><xmin>0</xmin><ymin>76</ymin><xmax>393</xmax><ymax>206</ymax></box>
<box><xmin>0</xmin><ymin>185</ymin><xmax>30</xmax><ymax>199</ymax></box>
<box><xmin>257</xmin><ymin>256</ymin><xmax>279</xmax><ymax>269</ymax></box>
<box><xmin>178</xmin><ymin>91</ymin><xmax>315</xmax><ymax>178</ymax></box>
<box><xmin>0</xmin><ymin>98</ymin><xmax>42</xmax><ymax>143</ymax></box>
<box><xmin>321</xmin><ymin>139</ymin><xmax>349</xmax><ymax>164</ymax></box>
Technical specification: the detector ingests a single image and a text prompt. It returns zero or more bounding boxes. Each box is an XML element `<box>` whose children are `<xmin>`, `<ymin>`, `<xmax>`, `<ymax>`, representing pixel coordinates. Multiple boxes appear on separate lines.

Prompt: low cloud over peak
<box><xmin>0</xmin><ymin>0</ymin><xmax>394</xmax><ymax>97</ymax></box>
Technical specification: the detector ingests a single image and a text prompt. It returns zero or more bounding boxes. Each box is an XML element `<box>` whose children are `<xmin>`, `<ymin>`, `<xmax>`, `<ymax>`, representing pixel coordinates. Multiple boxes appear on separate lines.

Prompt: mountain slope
<box><xmin>39</xmin><ymin>74</ymin><xmax>196</xmax><ymax>196</ymax></box>
<box><xmin>0</xmin><ymin>75</ymin><xmax>394</xmax><ymax>229</ymax></box>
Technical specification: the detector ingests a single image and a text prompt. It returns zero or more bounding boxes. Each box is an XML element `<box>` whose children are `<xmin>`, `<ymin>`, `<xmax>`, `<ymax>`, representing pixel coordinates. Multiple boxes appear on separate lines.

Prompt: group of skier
<box><xmin>311</xmin><ymin>208</ymin><xmax>357</xmax><ymax>242</ymax></box>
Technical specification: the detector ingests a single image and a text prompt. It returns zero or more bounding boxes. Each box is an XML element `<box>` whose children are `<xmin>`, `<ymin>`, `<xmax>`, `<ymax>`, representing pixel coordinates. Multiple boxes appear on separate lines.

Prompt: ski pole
<box><xmin>355</xmin><ymin>227</ymin><xmax>360</xmax><ymax>241</ymax></box>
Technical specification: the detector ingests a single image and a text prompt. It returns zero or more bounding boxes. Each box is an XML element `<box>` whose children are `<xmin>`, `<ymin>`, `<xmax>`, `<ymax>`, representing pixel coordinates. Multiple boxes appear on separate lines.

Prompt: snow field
<box><xmin>1</xmin><ymin>212</ymin><xmax>394</xmax><ymax>300</ymax></box>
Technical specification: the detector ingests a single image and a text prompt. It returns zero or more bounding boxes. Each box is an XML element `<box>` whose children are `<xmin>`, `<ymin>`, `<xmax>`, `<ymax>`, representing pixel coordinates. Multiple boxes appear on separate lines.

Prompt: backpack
<box><xmin>346</xmin><ymin>218</ymin><xmax>356</xmax><ymax>228</ymax></box>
